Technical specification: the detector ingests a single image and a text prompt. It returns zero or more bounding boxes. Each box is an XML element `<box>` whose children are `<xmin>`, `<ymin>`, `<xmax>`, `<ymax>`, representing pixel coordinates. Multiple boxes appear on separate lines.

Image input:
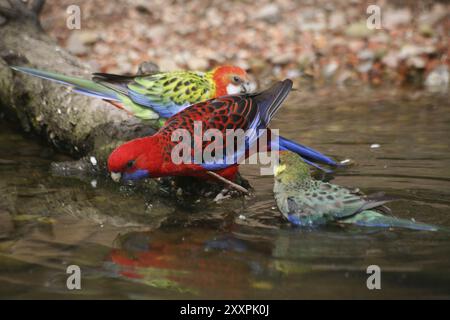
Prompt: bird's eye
<box><xmin>125</xmin><ymin>160</ymin><xmax>135</xmax><ymax>169</ymax></box>
<box><xmin>232</xmin><ymin>76</ymin><xmax>242</xmax><ymax>84</ymax></box>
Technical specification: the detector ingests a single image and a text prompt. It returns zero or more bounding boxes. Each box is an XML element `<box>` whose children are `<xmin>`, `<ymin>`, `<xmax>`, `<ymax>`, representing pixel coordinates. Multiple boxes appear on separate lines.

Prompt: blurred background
<box><xmin>41</xmin><ymin>0</ymin><xmax>449</xmax><ymax>90</ymax></box>
<box><xmin>0</xmin><ymin>0</ymin><xmax>449</xmax><ymax>299</ymax></box>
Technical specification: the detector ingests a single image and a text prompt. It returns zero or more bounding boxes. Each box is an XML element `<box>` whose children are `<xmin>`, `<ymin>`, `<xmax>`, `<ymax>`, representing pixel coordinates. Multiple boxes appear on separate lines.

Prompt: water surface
<box><xmin>0</xmin><ymin>87</ymin><xmax>449</xmax><ymax>299</ymax></box>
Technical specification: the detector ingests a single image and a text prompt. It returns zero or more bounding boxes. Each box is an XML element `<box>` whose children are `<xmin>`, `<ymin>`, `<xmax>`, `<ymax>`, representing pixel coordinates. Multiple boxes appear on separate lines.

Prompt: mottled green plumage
<box><xmin>11</xmin><ymin>66</ymin><xmax>219</xmax><ymax>121</ymax></box>
<box><xmin>273</xmin><ymin>152</ymin><xmax>440</xmax><ymax>231</ymax></box>
<box><xmin>127</xmin><ymin>71</ymin><xmax>213</xmax><ymax>107</ymax></box>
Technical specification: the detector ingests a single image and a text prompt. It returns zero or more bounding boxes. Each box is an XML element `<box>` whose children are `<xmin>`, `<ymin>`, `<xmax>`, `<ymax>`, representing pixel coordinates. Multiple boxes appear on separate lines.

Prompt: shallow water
<box><xmin>0</xmin><ymin>87</ymin><xmax>449</xmax><ymax>299</ymax></box>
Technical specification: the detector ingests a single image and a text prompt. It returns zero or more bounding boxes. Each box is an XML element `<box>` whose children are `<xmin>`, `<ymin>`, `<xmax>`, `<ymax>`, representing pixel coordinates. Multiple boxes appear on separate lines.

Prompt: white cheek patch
<box><xmin>226</xmin><ymin>84</ymin><xmax>241</xmax><ymax>95</ymax></box>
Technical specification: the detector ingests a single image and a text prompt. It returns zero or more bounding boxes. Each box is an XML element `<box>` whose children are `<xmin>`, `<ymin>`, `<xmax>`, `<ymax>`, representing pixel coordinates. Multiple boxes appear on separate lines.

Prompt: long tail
<box><xmin>342</xmin><ymin>210</ymin><xmax>443</xmax><ymax>232</ymax></box>
<box><xmin>275</xmin><ymin>136</ymin><xmax>339</xmax><ymax>172</ymax></box>
<box><xmin>10</xmin><ymin>66</ymin><xmax>121</xmax><ymax>101</ymax></box>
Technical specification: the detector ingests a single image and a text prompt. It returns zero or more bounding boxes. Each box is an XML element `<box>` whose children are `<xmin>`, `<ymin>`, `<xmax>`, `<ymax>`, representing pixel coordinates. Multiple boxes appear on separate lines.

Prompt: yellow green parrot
<box><xmin>11</xmin><ymin>65</ymin><xmax>254</xmax><ymax>120</ymax></box>
<box><xmin>274</xmin><ymin>151</ymin><xmax>442</xmax><ymax>231</ymax></box>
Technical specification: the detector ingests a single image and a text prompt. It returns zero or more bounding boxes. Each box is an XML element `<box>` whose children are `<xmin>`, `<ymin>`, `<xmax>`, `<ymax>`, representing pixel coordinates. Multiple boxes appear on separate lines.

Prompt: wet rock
<box><xmin>213</xmin><ymin>190</ymin><xmax>231</xmax><ymax>203</ymax></box>
<box><xmin>254</xmin><ymin>4</ymin><xmax>281</xmax><ymax>24</ymax></box>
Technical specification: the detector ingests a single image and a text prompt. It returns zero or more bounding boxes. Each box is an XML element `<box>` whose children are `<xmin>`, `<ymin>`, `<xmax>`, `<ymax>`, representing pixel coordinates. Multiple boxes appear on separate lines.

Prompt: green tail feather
<box><xmin>341</xmin><ymin>210</ymin><xmax>444</xmax><ymax>232</ymax></box>
<box><xmin>10</xmin><ymin>66</ymin><xmax>160</xmax><ymax>121</ymax></box>
<box><xmin>11</xmin><ymin>66</ymin><xmax>119</xmax><ymax>100</ymax></box>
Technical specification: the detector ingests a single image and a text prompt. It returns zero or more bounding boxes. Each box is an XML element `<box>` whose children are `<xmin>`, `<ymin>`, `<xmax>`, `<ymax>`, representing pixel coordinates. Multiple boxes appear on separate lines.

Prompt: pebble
<box><xmin>89</xmin><ymin>156</ymin><xmax>97</xmax><ymax>166</ymax></box>
<box><xmin>41</xmin><ymin>0</ymin><xmax>448</xmax><ymax>88</ymax></box>
<box><xmin>254</xmin><ymin>4</ymin><xmax>281</xmax><ymax>24</ymax></box>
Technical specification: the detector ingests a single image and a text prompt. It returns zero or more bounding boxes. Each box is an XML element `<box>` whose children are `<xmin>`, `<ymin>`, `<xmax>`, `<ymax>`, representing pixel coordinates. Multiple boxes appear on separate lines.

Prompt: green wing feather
<box><xmin>275</xmin><ymin>180</ymin><xmax>383</xmax><ymax>225</ymax></box>
<box><xmin>340</xmin><ymin>210</ymin><xmax>440</xmax><ymax>231</ymax></box>
<box><xmin>129</xmin><ymin>71</ymin><xmax>214</xmax><ymax>107</ymax></box>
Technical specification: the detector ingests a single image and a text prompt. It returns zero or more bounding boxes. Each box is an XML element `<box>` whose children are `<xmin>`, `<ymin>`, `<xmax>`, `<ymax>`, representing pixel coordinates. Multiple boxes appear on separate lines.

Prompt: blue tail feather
<box><xmin>277</xmin><ymin>136</ymin><xmax>338</xmax><ymax>168</ymax></box>
<box><xmin>301</xmin><ymin>158</ymin><xmax>333</xmax><ymax>173</ymax></box>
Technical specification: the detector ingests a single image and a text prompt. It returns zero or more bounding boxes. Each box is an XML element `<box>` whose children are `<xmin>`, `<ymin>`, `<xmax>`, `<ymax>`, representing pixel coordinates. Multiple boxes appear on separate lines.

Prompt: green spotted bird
<box><xmin>273</xmin><ymin>151</ymin><xmax>441</xmax><ymax>231</ymax></box>
<box><xmin>11</xmin><ymin>65</ymin><xmax>253</xmax><ymax>120</ymax></box>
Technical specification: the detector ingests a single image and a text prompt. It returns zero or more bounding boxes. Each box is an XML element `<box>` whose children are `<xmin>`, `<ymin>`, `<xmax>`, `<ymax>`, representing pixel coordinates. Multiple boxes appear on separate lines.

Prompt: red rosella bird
<box><xmin>107</xmin><ymin>80</ymin><xmax>293</xmax><ymax>183</ymax></box>
<box><xmin>11</xmin><ymin>65</ymin><xmax>339</xmax><ymax>171</ymax></box>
